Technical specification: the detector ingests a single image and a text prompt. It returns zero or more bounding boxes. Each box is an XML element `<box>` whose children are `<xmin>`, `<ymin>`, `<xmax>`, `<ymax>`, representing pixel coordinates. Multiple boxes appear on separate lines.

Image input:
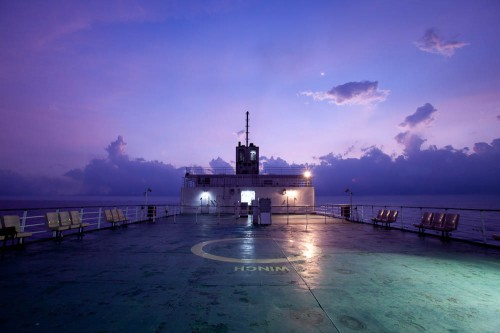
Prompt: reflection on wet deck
<box><xmin>1</xmin><ymin>214</ymin><xmax>499</xmax><ymax>332</ymax></box>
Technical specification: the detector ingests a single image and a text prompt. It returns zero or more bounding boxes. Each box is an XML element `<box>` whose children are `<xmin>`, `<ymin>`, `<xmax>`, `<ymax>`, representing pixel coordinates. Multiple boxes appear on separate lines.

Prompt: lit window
<box><xmin>250</xmin><ymin>150</ymin><xmax>257</xmax><ymax>161</ymax></box>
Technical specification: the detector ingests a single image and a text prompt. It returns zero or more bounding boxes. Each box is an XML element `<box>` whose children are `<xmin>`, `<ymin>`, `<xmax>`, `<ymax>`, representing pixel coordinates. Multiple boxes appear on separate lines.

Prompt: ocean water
<box><xmin>1</xmin><ymin>194</ymin><xmax>499</xmax><ymax>244</ymax></box>
<box><xmin>1</xmin><ymin>194</ymin><xmax>499</xmax><ymax>211</ymax></box>
<box><xmin>0</xmin><ymin>195</ymin><xmax>180</xmax><ymax>211</ymax></box>
<box><xmin>316</xmin><ymin>194</ymin><xmax>500</xmax><ymax>210</ymax></box>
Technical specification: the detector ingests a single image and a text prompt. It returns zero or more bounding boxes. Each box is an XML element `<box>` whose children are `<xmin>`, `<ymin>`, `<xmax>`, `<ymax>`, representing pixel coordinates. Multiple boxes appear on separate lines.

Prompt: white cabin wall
<box><xmin>181</xmin><ymin>187</ymin><xmax>315</xmax><ymax>214</ymax></box>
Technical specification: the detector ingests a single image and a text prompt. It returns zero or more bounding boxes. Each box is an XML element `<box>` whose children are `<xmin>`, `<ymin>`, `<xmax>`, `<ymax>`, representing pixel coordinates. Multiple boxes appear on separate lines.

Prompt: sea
<box><xmin>1</xmin><ymin>194</ymin><xmax>499</xmax><ymax>210</ymax></box>
<box><xmin>316</xmin><ymin>194</ymin><xmax>500</xmax><ymax>210</ymax></box>
<box><xmin>0</xmin><ymin>195</ymin><xmax>180</xmax><ymax>211</ymax></box>
<box><xmin>1</xmin><ymin>194</ymin><xmax>499</xmax><ymax>244</ymax></box>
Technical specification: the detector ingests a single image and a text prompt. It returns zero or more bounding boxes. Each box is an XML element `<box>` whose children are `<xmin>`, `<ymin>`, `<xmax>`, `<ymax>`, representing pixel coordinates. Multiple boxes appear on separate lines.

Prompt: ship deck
<box><xmin>1</xmin><ymin>214</ymin><xmax>499</xmax><ymax>332</ymax></box>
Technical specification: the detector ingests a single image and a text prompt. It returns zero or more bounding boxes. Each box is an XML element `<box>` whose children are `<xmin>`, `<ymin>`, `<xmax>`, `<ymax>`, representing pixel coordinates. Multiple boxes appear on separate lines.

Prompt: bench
<box><xmin>372</xmin><ymin>209</ymin><xmax>399</xmax><ymax>228</ymax></box>
<box><xmin>45</xmin><ymin>212</ymin><xmax>70</xmax><ymax>238</ymax></box>
<box><xmin>59</xmin><ymin>211</ymin><xmax>81</xmax><ymax>232</ymax></box>
<box><xmin>1</xmin><ymin>226</ymin><xmax>17</xmax><ymax>252</ymax></box>
<box><xmin>372</xmin><ymin>209</ymin><xmax>388</xmax><ymax>224</ymax></box>
<box><xmin>69</xmin><ymin>211</ymin><xmax>90</xmax><ymax>234</ymax></box>
<box><xmin>413</xmin><ymin>212</ymin><xmax>459</xmax><ymax>238</ymax></box>
<box><xmin>60</xmin><ymin>211</ymin><xmax>89</xmax><ymax>235</ymax></box>
<box><xmin>1</xmin><ymin>215</ymin><xmax>32</xmax><ymax>245</ymax></box>
<box><xmin>116</xmin><ymin>209</ymin><xmax>129</xmax><ymax>226</ymax></box>
<box><xmin>104</xmin><ymin>209</ymin><xmax>127</xmax><ymax>227</ymax></box>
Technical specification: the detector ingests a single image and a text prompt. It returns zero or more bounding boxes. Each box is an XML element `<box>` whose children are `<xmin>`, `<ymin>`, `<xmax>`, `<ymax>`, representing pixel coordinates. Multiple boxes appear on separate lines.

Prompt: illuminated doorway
<box><xmin>241</xmin><ymin>190</ymin><xmax>255</xmax><ymax>205</ymax></box>
<box><xmin>201</xmin><ymin>191</ymin><xmax>210</xmax><ymax>213</ymax></box>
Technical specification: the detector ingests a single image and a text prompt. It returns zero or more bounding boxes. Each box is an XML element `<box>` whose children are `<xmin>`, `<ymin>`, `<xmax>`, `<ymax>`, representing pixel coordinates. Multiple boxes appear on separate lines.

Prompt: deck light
<box><xmin>201</xmin><ymin>191</ymin><xmax>210</xmax><ymax>200</ymax></box>
<box><xmin>304</xmin><ymin>170</ymin><xmax>311</xmax><ymax>178</ymax></box>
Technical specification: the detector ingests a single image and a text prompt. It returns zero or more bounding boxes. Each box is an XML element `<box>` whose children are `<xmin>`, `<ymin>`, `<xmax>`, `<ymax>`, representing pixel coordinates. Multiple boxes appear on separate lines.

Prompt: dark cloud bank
<box><xmin>3</xmin><ymin>99</ymin><xmax>500</xmax><ymax>200</ymax></box>
<box><xmin>1</xmin><ymin>135</ymin><xmax>500</xmax><ymax>197</ymax></box>
<box><xmin>311</xmin><ymin>139</ymin><xmax>500</xmax><ymax>195</ymax></box>
<box><xmin>0</xmin><ymin>136</ymin><xmax>184</xmax><ymax>196</ymax></box>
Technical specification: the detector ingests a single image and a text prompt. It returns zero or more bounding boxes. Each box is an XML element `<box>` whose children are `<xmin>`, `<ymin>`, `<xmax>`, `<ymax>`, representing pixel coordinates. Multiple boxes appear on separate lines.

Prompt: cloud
<box><xmin>260</xmin><ymin>156</ymin><xmax>306</xmax><ymax>174</ymax></box>
<box><xmin>209</xmin><ymin>157</ymin><xmax>234</xmax><ymax>174</ymax></box>
<box><xmin>473</xmin><ymin>139</ymin><xmax>500</xmax><ymax>155</ymax></box>
<box><xmin>400</xmin><ymin>103</ymin><xmax>437</xmax><ymax>128</ymax></box>
<box><xmin>473</xmin><ymin>142</ymin><xmax>493</xmax><ymax>154</ymax></box>
<box><xmin>300</xmin><ymin>81</ymin><xmax>389</xmax><ymax>106</ymax></box>
<box><xmin>1</xmin><ymin>1</ymin><xmax>236</xmax><ymax>52</ymax></box>
<box><xmin>0</xmin><ymin>169</ymin><xmax>81</xmax><ymax>196</ymax></box>
<box><xmin>106</xmin><ymin>135</ymin><xmax>128</xmax><ymax>163</ymax></box>
<box><xmin>312</xmin><ymin>138</ymin><xmax>500</xmax><ymax>195</ymax></box>
<box><xmin>62</xmin><ymin>136</ymin><xmax>184</xmax><ymax>195</ymax></box>
<box><xmin>415</xmin><ymin>29</ymin><xmax>468</xmax><ymax>57</ymax></box>
<box><xmin>395</xmin><ymin>131</ymin><xmax>427</xmax><ymax>156</ymax></box>
<box><xmin>2</xmin><ymin>136</ymin><xmax>500</xmax><ymax>197</ymax></box>
<box><xmin>234</xmin><ymin>129</ymin><xmax>245</xmax><ymax>141</ymax></box>
<box><xmin>396</xmin><ymin>103</ymin><xmax>437</xmax><ymax>156</ymax></box>
<box><xmin>0</xmin><ymin>1</ymin><xmax>146</xmax><ymax>51</ymax></box>
<box><xmin>343</xmin><ymin>145</ymin><xmax>355</xmax><ymax>157</ymax></box>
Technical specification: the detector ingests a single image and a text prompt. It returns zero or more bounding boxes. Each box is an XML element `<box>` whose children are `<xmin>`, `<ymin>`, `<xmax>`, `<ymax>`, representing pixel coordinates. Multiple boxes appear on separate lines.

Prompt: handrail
<box><xmin>321</xmin><ymin>203</ymin><xmax>500</xmax><ymax>247</ymax></box>
<box><xmin>177</xmin><ymin>202</ymin><xmax>500</xmax><ymax>247</ymax></box>
<box><xmin>1</xmin><ymin>202</ymin><xmax>499</xmax><ymax>248</ymax></box>
<box><xmin>0</xmin><ymin>203</ymin><xmax>179</xmax><ymax>245</ymax></box>
<box><xmin>184</xmin><ymin>166</ymin><xmax>309</xmax><ymax>175</ymax></box>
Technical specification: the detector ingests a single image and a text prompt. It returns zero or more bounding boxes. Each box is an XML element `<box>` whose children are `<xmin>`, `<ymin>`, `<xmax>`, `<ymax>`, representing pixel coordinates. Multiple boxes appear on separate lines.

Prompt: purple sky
<box><xmin>1</xmin><ymin>0</ymin><xmax>500</xmax><ymax>196</ymax></box>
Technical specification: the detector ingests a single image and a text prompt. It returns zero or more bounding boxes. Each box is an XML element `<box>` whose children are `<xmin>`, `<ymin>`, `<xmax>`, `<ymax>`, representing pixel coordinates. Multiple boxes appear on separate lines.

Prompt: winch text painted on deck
<box><xmin>234</xmin><ymin>266</ymin><xmax>290</xmax><ymax>272</ymax></box>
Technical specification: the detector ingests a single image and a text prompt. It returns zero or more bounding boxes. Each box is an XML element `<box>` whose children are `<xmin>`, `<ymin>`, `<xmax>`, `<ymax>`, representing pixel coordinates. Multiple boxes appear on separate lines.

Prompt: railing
<box><xmin>183</xmin><ymin>174</ymin><xmax>312</xmax><ymax>188</ymax></box>
<box><xmin>0</xmin><ymin>203</ymin><xmax>181</xmax><ymax>243</ymax></box>
<box><xmin>184</xmin><ymin>166</ymin><xmax>310</xmax><ymax>175</ymax></box>
<box><xmin>317</xmin><ymin>203</ymin><xmax>500</xmax><ymax>246</ymax></box>
<box><xmin>2</xmin><ymin>202</ymin><xmax>499</xmax><ymax>248</ymax></box>
<box><xmin>178</xmin><ymin>203</ymin><xmax>500</xmax><ymax>247</ymax></box>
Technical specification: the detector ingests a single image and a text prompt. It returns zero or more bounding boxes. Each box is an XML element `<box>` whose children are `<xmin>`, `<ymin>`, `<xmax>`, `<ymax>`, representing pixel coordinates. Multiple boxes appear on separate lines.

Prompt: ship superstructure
<box><xmin>180</xmin><ymin>112</ymin><xmax>314</xmax><ymax>214</ymax></box>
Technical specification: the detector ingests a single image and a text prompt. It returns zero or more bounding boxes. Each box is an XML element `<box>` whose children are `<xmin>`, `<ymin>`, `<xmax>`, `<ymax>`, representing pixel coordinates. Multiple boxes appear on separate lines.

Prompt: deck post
<box><xmin>286</xmin><ymin>199</ymin><xmax>289</xmax><ymax>225</ymax></box>
<box><xmin>21</xmin><ymin>210</ymin><xmax>28</xmax><ymax>232</ymax></box>
<box><xmin>97</xmin><ymin>208</ymin><xmax>102</xmax><ymax>229</ymax></box>
<box><xmin>306</xmin><ymin>206</ymin><xmax>309</xmax><ymax>231</ymax></box>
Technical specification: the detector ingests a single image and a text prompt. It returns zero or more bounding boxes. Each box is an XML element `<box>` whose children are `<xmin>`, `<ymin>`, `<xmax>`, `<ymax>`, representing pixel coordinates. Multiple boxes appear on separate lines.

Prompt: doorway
<box><xmin>240</xmin><ymin>190</ymin><xmax>255</xmax><ymax>205</ymax></box>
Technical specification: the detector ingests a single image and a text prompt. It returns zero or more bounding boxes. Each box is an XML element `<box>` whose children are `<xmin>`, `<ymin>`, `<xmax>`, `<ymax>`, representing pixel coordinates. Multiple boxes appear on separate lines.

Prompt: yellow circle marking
<box><xmin>191</xmin><ymin>238</ymin><xmax>308</xmax><ymax>264</ymax></box>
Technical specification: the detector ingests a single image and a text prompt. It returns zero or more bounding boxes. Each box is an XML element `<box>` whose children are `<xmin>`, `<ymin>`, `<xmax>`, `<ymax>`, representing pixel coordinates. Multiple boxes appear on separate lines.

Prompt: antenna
<box><xmin>245</xmin><ymin>111</ymin><xmax>249</xmax><ymax>147</ymax></box>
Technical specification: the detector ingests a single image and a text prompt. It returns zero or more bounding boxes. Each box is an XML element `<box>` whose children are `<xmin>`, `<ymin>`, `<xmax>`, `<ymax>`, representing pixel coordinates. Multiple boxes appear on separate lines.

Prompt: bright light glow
<box><xmin>241</xmin><ymin>190</ymin><xmax>255</xmax><ymax>205</ymax></box>
<box><xmin>285</xmin><ymin>190</ymin><xmax>296</xmax><ymax>198</ymax></box>
<box><xmin>303</xmin><ymin>242</ymin><xmax>316</xmax><ymax>259</ymax></box>
<box><xmin>304</xmin><ymin>170</ymin><xmax>312</xmax><ymax>178</ymax></box>
<box><xmin>201</xmin><ymin>192</ymin><xmax>210</xmax><ymax>200</ymax></box>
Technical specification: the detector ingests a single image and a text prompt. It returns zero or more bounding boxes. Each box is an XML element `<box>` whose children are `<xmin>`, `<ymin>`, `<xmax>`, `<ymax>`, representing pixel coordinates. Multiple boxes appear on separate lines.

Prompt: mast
<box><xmin>236</xmin><ymin>111</ymin><xmax>258</xmax><ymax>174</ymax></box>
<box><xmin>245</xmin><ymin>111</ymin><xmax>249</xmax><ymax>147</ymax></box>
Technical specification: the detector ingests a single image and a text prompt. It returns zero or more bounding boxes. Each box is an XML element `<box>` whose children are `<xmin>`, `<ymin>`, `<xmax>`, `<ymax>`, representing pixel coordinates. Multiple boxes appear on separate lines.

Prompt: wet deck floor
<box><xmin>1</xmin><ymin>214</ymin><xmax>499</xmax><ymax>332</ymax></box>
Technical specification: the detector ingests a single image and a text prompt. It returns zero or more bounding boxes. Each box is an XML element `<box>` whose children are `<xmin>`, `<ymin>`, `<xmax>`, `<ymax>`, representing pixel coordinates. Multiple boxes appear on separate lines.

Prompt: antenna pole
<box><xmin>245</xmin><ymin>111</ymin><xmax>249</xmax><ymax>147</ymax></box>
